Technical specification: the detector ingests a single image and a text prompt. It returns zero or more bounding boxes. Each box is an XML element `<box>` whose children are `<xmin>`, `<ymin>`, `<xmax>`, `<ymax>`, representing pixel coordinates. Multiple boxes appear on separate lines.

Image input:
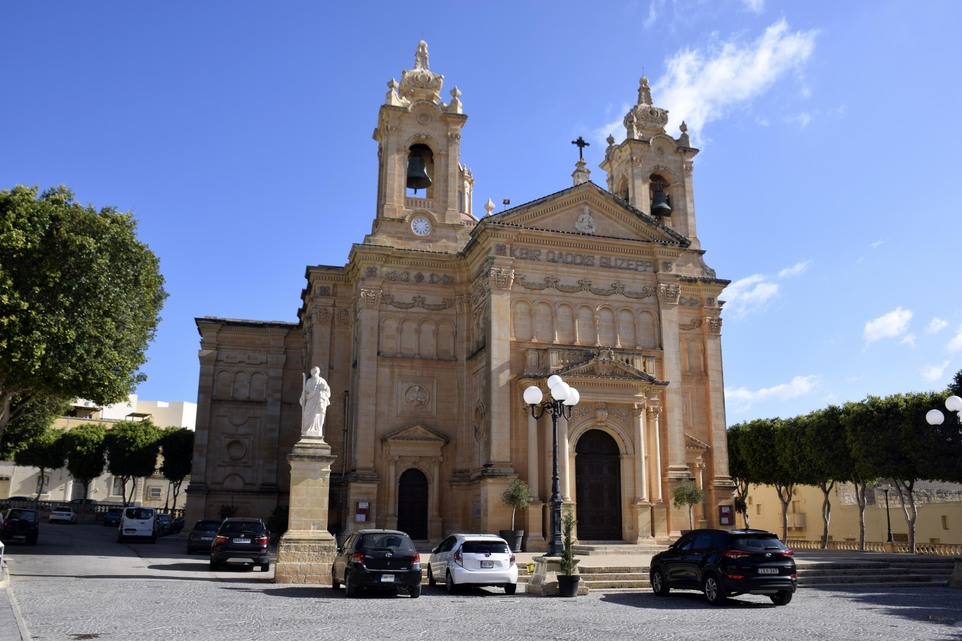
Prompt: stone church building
<box><xmin>185</xmin><ymin>42</ymin><xmax>734</xmax><ymax>549</ymax></box>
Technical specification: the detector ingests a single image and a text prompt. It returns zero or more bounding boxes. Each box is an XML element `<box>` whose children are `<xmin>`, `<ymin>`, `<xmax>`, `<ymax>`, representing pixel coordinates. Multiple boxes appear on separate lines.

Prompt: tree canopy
<box><xmin>105</xmin><ymin>420</ymin><xmax>162</xmax><ymax>504</ymax></box>
<box><xmin>0</xmin><ymin>185</ymin><xmax>167</xmax><ymax>446</ymax></box>
<box><xmin>63</xmin><ymin>423</ymin><xmax>107</xmax><ymax>500</ymax></box>
<box><xmin>160</xmin><ymin>427</ymin><xmax>194</xmax><ymax>511</ymax></box>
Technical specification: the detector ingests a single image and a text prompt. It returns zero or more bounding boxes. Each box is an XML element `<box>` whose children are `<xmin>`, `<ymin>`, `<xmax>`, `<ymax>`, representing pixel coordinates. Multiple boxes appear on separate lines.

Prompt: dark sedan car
<box><xmin>650</xmin><ymin>528</ymin><xmax>797</xmax><ymax>605</ymax></box>
<box><xmin>209</xmin><ymin>518</ymin><xmax>270</xmax><ymax>571</ymax></box>
<box><xmin>103</xmin><ymin>507</ymin><xmax>123</xmax><ymax>527</ymax></box>
<box><xmin>1</xmin><ymin>508</ymin><xmax>40</xmax><ymax>545</ymax></box>
<box><xmin>187</xmin><ymin>519</ymin><xmax>222</xmax><ymax>554</ymax></box>
<box><xmin>331</xmin><ymin>529</ymin><xmax>421</xmax><ymax>598</ymax></box>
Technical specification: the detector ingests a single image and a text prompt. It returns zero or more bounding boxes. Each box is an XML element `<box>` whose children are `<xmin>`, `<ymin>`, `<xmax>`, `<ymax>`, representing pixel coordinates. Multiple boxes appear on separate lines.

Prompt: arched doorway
<box><xmin>396</xmin><ymin>468</ymin><xmax>428</xmax><ymax>540</ymax></box>
<box><xmin>575</xmin><ymin>429</ymin><xmax>622</xmax><ymax>540</ymax></box>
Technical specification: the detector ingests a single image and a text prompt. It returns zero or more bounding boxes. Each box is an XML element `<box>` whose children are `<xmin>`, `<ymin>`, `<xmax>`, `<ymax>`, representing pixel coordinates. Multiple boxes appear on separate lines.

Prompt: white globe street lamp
<box><xmin>524</xmin><ymin>375</ymin><xmax>579</xmax><ymax>557</ymax></box>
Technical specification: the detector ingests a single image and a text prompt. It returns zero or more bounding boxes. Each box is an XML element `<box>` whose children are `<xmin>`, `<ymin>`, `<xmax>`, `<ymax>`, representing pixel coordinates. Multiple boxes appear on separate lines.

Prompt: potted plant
<box><xmin>557</xmin><ymin>505</ymin><xmax>580</xmax><ymax>597</ymax></box>
<box><xmin>499</xmin><ymin>479</ymin><xmax>532</xmax><ymax>552</ymax></box>
<box><xmin>671</xmin><ymin>479</ymin><xmax>705</xmax><ymax>530</ymax></box>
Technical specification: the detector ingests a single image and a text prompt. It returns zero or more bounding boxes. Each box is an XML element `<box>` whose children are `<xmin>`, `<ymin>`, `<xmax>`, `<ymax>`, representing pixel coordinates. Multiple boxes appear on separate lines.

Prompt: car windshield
<box><xmin>220</xmin><ymin>522</ymin><xmax>265</xmax><ymax>535</ymax></box>
<box><xmin>359</xmin><ymin>533</ymin><xmax>414</xmax><ymax>551</ymax></box>
<box><xmin>732</xmin><ymin>534</ymin><xmax>789</xmax><ymax>552</ymax></box>
<box><xmin>194</xmin><ymin>520</ymin><xmax>221</xmax><ymax>531</ymax></box>
<box><xmin>461</xmin><ymin>541</ymin><xmax>509</xmax><ymax>555</ymax></box>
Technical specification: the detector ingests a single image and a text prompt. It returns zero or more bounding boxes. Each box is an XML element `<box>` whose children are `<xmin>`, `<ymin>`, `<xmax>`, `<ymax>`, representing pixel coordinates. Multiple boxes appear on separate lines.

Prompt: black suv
<box><xmin>650</xmin><ymin>528</ymin><xmax>797</xmax><ymax>605</ymax></box>
<box><xmin>331</xmin><ymin>529</ymin><xmax>422</xmax><ymax>598</ymax></box>
<box><xmin>209</xmin><ymin>518</ymin><xmax>271</xmax><ymax>571</ymax></box>
<box><xmin>1</xmin><ymin>508</ymin><xmax>40</xmax><ymax>545</ymax></box>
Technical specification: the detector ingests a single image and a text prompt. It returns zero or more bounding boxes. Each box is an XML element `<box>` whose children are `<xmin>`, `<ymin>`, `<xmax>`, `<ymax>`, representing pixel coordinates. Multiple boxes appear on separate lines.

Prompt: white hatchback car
<box><xmin>428</xmin><ymin>533</ymin><xmax>518</xmax><ymax>594</ymax></box>
<box><xmin>49</xmin><ymin>507</ymin><xmax>78</xmax><ymax>524</ymax></box>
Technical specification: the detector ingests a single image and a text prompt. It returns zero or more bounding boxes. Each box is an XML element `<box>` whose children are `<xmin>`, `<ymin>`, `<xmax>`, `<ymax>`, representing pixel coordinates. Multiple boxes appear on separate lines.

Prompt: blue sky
<box><xmin>3</xmin><ymin>1</ymin><xmax>961</xmax><ymax>424</ymax></box>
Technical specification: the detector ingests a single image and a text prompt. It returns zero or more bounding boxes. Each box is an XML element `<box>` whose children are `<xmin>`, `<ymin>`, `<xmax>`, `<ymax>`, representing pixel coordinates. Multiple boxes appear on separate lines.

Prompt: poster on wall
<box><xmin>356</xmin><ymin>501</ymin><xmax>369</xmax><ymax>522</ymax></box>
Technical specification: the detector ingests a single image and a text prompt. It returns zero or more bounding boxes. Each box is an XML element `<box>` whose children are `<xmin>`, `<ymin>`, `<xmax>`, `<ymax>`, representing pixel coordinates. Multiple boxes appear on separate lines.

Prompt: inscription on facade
<box><xmin>509</xmin><ymin>246</ymin><xmax>654</xmax><ymax>273</ymax></box>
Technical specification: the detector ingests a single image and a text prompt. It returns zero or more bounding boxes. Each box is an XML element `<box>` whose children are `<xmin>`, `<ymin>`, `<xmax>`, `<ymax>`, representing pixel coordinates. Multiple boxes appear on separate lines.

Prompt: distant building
<box><xmin>187</xmin><ymin>42</ymin><xmax>734</xmax><ymax>547</ymax></box>
<box><xmin>0</xmin><ymin>395</ymin><xmax>196</xmax><ymax>510</ymax></box>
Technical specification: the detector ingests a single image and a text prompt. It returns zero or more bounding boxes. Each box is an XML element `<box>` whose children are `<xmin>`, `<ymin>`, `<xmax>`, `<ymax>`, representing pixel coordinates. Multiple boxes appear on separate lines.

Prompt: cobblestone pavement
<box><xmin>2</xmin><ymin>526</ymin><xmax>962</xmax><ymax>641</ymax></box>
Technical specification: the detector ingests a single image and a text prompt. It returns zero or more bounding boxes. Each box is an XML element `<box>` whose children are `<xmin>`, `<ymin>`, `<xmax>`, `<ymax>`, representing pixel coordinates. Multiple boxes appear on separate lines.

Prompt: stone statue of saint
<box><xmin>299</xmin><ymin>366</ymin><xmax>331</xmax><ymax>438</ymax></box>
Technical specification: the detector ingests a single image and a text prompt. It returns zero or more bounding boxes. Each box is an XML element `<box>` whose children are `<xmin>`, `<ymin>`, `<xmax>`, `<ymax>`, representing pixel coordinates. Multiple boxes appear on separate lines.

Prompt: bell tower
<box><xmin>365</xmin><ymin>41</ymin><xmax>476</xmax><ymax>251</ymax></box>
<box><xmin>599</xmin><ymin>77</ymin><xmax>701</xmax><ymax>248</ymax></box>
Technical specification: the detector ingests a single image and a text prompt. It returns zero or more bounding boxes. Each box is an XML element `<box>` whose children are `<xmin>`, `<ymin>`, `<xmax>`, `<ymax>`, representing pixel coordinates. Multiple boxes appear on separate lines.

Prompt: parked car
<box><xmin>169</xmin><ymin>516</ymin><xmax>186</xmax><ymax>535</ymax></box>
<box><xmin>1</xmin><ymin>508</ymin><xmax>40</xmax><ymax>545</ymax></box>
<box><xmin>49</xmin><ymin>507</ymin><xmax>78</xmax><ymax>524</ymax></box>
<box><xmin>155</xmin><ymin>513</ymin><xmax>173</xmax><ymax>536</ymax></box>
<box><xmin>649</xmin><ymin>528</ymin><xmax>797</xmax><ymax>606</ymax></box>
<box><xmin>331</xmin><ymin>529</ymin><xmax>421</xmax><ymax>598</ymax></box>
<box><xmin>209</xmin><ymin>518</ymin><xmax>271</xmax><ymax>571</ymax></box>
<box><xmin>187</xmin><ymin>519</ymin><xmax>222</xmax><ymax>554</ymax></box>
<box><xmin>103</xmin><ymin>507</ymin><xmax>123</xmax><ymax>527</ymax></box>
<box><xmin>428</xmin><ymin>533</ymin><xmax>517</xmax><ymax>594</ymax></box>
<box><xmin>68</xmin><ymin>498</ymin><xmax>99</xmax><ymax>505</ymax></box>
<box><xmin>118</xmin><ymin>506</ymin><xmax>158</xmax><ymax>543</ymax></box>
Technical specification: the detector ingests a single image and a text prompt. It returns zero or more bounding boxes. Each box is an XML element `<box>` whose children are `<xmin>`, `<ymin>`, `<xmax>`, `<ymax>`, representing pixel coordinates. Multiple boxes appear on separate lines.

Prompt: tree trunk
<box><xmin>854</xmin><ymin>481</ymin><xmax>867</xmax><ymax>551</ymax></box>
<box><xmin>819</xmin><ymin>481</ymin><xmax>835</xmax><ymax>549</ymax></box>
<box><xmin>894</xmin><ymin>480</ymin><xmax>918</xmax><ymax>553</ymax></box>
<box><xmin>775</xmin><ymin>482</ymin><xmax>793</xmax><ymax>542</ymax></box>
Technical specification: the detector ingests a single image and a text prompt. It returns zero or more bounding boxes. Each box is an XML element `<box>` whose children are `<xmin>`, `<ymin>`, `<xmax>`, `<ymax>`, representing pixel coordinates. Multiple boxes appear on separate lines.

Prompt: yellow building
<box><xmin>186</xmin><ymin>42</ymin><xmax>735</xmax><ymax>548</ymax></box>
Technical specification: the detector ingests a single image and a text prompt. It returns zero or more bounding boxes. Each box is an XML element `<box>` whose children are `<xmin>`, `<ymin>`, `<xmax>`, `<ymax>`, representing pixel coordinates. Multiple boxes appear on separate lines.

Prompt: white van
<box><xmin>118</xmin><ymin>506</ymin><xmax>157</xmax><ymax>543</ymax></box>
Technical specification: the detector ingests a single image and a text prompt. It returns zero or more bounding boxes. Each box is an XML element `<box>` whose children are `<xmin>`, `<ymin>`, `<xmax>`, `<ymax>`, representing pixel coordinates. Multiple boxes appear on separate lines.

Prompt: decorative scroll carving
<box><xmin>382</xmin><ymin>294</ymin><xmax>455</xmax><ymax>311</ymax></box>
<box><xmin>658</xmin><ymin>284</ymin><xmax>680</xmax><ymax>305</ymax></box>
<box><xmin>335</xmin><ymin>309</ymin><xmax>350</xmax><ymax>325</ymax></box>
<box><xmin>707</xmin><ymin>316</ymin><xmax>723</xmax><ymax>334</ymax></box>
<box><xmin>514</xmin><ymin>274</ymin><xmax>658</xmax><ymax>300</ymax></box>
<box><xmin>661</xmin><ymin>261</ymin><xmax>674</xmax><ymax>273</ymax></box>
<box><xmin>680</xmin><ymin>318</ymin><xmax>702</xmax><ymax>331</ymax></box>
<box><xmin>359</xmin><ymin>289</ymin><xmax>381</xmax><ymax>309</ymax></box>
<box><xmin>317</xmin><ymin>308</ymin><xmax>333</xmax><ymax>324</ymax></box>
<box><xmin>489</xmin><ymin>267</ymin><xmax>514</xmax><ymax>290</ymax></box>
<box><xmin>405</xmin><ymin>384</ymin><xmax>430</xmax><ymax>408</ymax></box>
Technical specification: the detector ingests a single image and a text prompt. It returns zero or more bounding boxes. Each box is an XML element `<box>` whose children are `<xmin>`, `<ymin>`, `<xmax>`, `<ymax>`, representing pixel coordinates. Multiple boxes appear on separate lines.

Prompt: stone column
<box><xmin>274</xmin><ymin>436</ymin><xmax>337</xmax><ymax>584</ymax></box>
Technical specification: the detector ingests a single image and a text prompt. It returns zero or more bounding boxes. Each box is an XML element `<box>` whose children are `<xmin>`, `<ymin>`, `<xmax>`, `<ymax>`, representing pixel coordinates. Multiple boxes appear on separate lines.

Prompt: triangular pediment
<box><xmin>382</xmin><ymin>423</ymin><xmax>449</xmax><ymax>445</ymax></box>
<box><xmin>685</xmin><ymin>433</ymin><xmax>711</xmax><ymax>451</ymax></box>
<box><xmin>483</xmin><ymin>182</ymin><xmax>689</xmax><ymax>247</ymax></box>
<box><xmin>555</xmin><ymin>348</ymin><xmax>667</xmax><ymax>385</ymax></box>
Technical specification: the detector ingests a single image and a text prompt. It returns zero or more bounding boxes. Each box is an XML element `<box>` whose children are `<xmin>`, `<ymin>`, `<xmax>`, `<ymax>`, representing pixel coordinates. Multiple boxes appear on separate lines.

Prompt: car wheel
<box><xmin>504</xmin><ymin>583</ymin><xmax>517</xmax><ymax>595</ymax></box>
<box><xmin>261</xmin><ymin>562</ymin><xmax>270</xmax><ymax>572</ymax></box>
<box><xmin>332</xmin><ymin>571</ymin><xmax>340</xmax><ymax>590</ymax></box>
<box><xmin>770</xmin><ymin>590</ymin><xmax>793</xmax><ymax>606</ymax></box>
<box><xmin>650</xmin><ymin>568</ymin><xmax>670</xmax><ymax>596</ymax></box>
<box><xmin>702</xmin><ymin>574</ymin><xmax>726</xmax><ymax>605</ymax></box>
<box><xmin>344</xmin><ymin>571</ymin><xmax>359</xmax><ymax>598</ymax></box>
<box><xmin>409</xmin><ymin>584</ymin><xmax>421</xmax><ymax>599</ymax></box>
<box><xmin>427</xmin><ymin>566</ymin><xmax>436</xmax><ymax>587</ymax></box>
<box><xmin>445</xmin><ymin>571</ymin><xmax>458</xmax><ymax>595</ymax></box>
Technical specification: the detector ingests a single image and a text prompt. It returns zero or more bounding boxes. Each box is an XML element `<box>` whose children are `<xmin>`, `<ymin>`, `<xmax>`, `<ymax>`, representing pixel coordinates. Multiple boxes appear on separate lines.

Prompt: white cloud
<box><xmin>900</xmin><ymin>333</ymin><xmax>916</xmax><ymax>347</ymax></box>
<box><xmin>643</xmin><ymin>0</ymin><xmax>659</xmax><ymax>29</ymax></box>
<box><xmin>725</xmin><ymin>375</ymin><xmax>820</xmax><ymax>412</ymax></box>
<box><xmin>786</xmin><ymin>112</ymin><xmax>813</xmax><ymax>128</ymax></box>
<box><xmin>742</xmin><ymin>0</ymin><xmax>765</xmax><ymax>13</ymax></box>
<box><xmin>927</xmin><ymin>317</ymin><xmax>949</xmax><ymax>334</ymax></box>
<box><xmin>948</xmin><ymin>325</ymin><xmax>962</xmax><ymax>355</ymax></box>
<box><xmin>864</xmin><ymin>307</ymin><xmax>913</xmax><ymax>344</ymax></box>
<box><xmin>922</xmin><ymin>360</ymin><xmax>951</xmax><ymax>382</ymax></box>
<box><xmin>777</xmin><ymin>260</ymin><xmax>810</xmax><ymax>278</ymax></box>
<box><xmin>652</xmin><ymin>19</ymin><xmax>818</xmax><ymax>141</ymax></box>
<box><xmin>723</xmin><ymin>260</ymin><xmax>810</xmax><ymax>319</ymax></box>
<box><xmin>869</xmin><ymin>239</ymin><xmax>887</xmax><ymax>250</ymax></box>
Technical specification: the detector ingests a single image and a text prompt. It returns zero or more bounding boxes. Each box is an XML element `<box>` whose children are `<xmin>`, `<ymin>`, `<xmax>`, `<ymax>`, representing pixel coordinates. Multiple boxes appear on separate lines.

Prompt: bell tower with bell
<box><xmin>365</xmin><ymin>41</ymin><xmax>475</xmax><ymax>251</ymax></box>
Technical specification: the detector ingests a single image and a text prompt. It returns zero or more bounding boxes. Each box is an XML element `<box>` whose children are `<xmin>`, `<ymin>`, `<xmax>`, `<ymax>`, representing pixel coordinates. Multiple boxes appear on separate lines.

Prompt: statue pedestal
<box><xmin>525</xmin><ymin>555</ymin><xmax>588</xmax><ymax>596</ymax></box>
<box><xmin>274</xmin><ymin>436</ymin><xmax>337</xmax><ymax>584</ymax></box>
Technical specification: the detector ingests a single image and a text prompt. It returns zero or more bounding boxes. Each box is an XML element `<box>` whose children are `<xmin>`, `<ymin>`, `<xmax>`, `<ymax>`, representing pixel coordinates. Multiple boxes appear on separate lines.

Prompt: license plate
<box><xmin>480</xmin><ymin>560</ymin><xmax>494</xmax><ymax>569</ymax></box>
<box><xmin>380</xmin><ymin>574</ymin><xmax>395</xmax><ymax>583</ymax></box>
<box><xmin>232</xmin><ymin>538</ymin><xmax>251</xmax><ymax>544</ymax></box>
<box><xmin>758</xmin><ymin>568</ymin><xmax>779</xmax><ymax>574</ymax></box>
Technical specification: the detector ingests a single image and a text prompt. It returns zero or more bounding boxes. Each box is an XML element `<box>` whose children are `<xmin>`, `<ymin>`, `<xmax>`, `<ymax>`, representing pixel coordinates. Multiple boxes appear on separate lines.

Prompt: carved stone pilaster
<box><xmin>658</xmin><ymin>284</ymin><xmax>680</xmax><ymax>305</ymax></box>
<box><xmin>359</xmin><ymin>288</ymin><xmax>381</xmax><ymax>310</ymax></box>
<box><xmin>706</xmin><ymin>317</ymin><xmax>723</xmax><ymax>334</ymax></box>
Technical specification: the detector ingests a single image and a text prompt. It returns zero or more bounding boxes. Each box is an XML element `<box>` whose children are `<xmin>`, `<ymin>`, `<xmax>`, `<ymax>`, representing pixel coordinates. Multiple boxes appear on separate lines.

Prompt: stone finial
<box><xmin>572</xmin><ymin>159</ymin><xmax>591</xmax><ymax>186</ymax></box>
<box><xmin>606</xmin><ymin>134</ymin><xmax>616</xmax><ymax>146</ymax></box>
<box><xmin>385</xmin><ymin>78</ymin><xmax>404</xmax><ymax>106</ymax></box>
<box><xmin>448</xmin><ymin>86</ymin><xmax>462</xmax><ymax>114</ymax></box>
<box><xmin>399</xmin><ymin>41</ymin><xmax>444</xmax><ymax>102</ymax></box>
<box><xmin>484</xmin><ymin>198</ymin><xmax>496</xmax><ymax>216</ymax></box>
<box><xmin>638</xmin><ymin>76</ymin><xmax>653</xmax><ymax>105</ymax></box>
<box><xmin>414</xmin><ymin>40</ymin><xmax>430</xmax><ymax>69</ymax></box>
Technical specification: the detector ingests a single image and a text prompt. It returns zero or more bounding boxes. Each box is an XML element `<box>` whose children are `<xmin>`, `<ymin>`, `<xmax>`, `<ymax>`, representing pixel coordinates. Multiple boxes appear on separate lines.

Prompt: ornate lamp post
<box><xmin>925</xmin><ymin>395</ymin><xmax>962</xmax><ymax>441</ymax></box>
<box><xmin>524</xmin><ymin>374</ymin><xmax>580</xmax><ymax>557</ymax></box>
<box><xmin>880</xmin><ymin>482</ymin><xmax>893</xmax><ymax>543</ymax></box>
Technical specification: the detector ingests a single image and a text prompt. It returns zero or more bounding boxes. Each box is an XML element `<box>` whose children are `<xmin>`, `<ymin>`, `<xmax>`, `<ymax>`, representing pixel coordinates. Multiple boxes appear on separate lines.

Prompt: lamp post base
<box><xmin>525</xmin><ymin>556</ymin><xmax>587</xmax><ymax>596</ymax></box>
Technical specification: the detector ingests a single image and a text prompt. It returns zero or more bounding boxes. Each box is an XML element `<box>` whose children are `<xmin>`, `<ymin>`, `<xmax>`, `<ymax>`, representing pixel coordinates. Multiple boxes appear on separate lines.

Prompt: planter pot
<box><xmin>499</xmin><ymin>529</ymin><xmax>524</xmax><ymax>552</ymax></box>
<box><xmin>557</xmin><ymin>574</ymin><xmax>580</xmax><ymax>597</ymax></box>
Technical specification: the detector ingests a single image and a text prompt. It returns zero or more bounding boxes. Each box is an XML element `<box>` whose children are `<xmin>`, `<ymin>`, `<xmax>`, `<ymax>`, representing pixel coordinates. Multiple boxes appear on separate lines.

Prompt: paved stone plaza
<box><xmin>1</xmin><ymin>526</ymin><xmax>961</xmax><ymax>641</ymax></box>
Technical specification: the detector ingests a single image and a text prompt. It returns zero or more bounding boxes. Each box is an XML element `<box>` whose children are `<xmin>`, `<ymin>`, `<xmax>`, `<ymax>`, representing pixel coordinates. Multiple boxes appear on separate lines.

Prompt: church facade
<box><xmin>185</xmin><ymin>42</ymin><xmax>734</xmax><ymax>549</ymax></box>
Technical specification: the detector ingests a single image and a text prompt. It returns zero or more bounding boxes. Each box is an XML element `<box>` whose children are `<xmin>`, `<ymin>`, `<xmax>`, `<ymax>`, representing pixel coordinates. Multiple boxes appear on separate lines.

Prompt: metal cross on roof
<box><xmin>571</xmin><ymin>136</ymin><xmax>590</xmax><ymax>160</ymax></box>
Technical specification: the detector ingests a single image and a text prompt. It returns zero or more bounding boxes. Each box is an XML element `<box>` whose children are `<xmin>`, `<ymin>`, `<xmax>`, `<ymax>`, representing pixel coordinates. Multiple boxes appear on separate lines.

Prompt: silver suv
<box><xmin>427</xmin><ymin>533</ymin><xmax>518</xmax><ymax>594</ymax></box>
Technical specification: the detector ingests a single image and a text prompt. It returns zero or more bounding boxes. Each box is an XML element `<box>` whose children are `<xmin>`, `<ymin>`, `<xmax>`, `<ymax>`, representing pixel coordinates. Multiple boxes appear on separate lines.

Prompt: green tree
<box><xmin>948</xmin><ymin>369</ymin><xmax>962</xmax><ymax>397</ymax></box>
<box><xmin>726</xmin><ymin>423</ymin><xmax>752</xmax><ymax>528</ymax></box>
<box><xmin>105</xmin><ymin>421</ymin><xmax>162</xmax><ymax>505</ymax></box>
<box><xmin>0</xmin><ymin>394</ymin><xmax>70</xmax><ymax>460</ymax></box>
<box><xmin>0</xmin><ymin>185</ymin><xmax>167</xmax><ymax>447</ymax></box>
<box><xmin>803</xmin><ymin>406</ymin><xmax>855</xmax><ymax>548</ymax></box>
<box><xmin>671</xmin><ymin>480</ymin><xmax>705</xmax><ymax>530</ymax></box>
<box><xmin>64</xmin><ymin>423</ymin><xmax>107</xmax><ymax>501</ymax></box>
<box><xmin>160</xmin><ymin>427</ymin><xmax>194</xmax><ymax>512</ymax></box>
<box><xmin>500</xmin><ymin>479</ymin><xmax>532</xmax><ymax>530</ymax></box>
<box><xmin>13</xmin><ymin>427</ymin><xmax>65</xmax><ymax>499</ymax></box>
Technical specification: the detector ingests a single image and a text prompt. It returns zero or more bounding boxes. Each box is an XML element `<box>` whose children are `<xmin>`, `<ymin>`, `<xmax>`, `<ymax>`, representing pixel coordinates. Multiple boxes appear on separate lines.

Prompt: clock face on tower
<box><xmin>411</xmin><ymin>216</ymin><xmax>432</xmax><ymax>236</ymax></box>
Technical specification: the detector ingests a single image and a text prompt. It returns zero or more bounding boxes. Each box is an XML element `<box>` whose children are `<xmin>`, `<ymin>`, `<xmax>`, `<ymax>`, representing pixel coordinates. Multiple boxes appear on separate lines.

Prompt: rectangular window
<box><xmin>111</xmin><ymin>477</ymin><xmax>125</xmax><ymax>497</ymax></box>
<box><xmin>148</xmin><ymin>487</ymin><xmax>162</xmax><ymax>500</ymax></box>
<box><xmin>942</xmin><ymin>515</ymin><xmax>949</xmax><ymax>530</ymax></box>
<box><xmin>755</xmin><ymin>504</ymin><xmax>763</xmax><ymax>517</ymax></box>
<box><xmin>35</xmin><ymin>474</ymin><xmax>49</xmax><ymax>495</ymax></box>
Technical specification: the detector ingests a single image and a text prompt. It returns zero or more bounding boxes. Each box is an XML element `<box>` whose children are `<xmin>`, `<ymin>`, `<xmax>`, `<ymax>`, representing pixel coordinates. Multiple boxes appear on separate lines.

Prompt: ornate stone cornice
<box><xmin>515</xmin><ymin>274</ymin><xmax>657</xmax><ymax>300</ymax></box>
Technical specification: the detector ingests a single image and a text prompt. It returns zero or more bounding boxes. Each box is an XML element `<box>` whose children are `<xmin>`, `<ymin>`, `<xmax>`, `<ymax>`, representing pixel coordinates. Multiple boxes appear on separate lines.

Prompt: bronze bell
<box><xmin>651</xmin><ymin>186</ymin><xmax>672</xmax><ymax>217</ymax></box>
<box><xmin>406</xmin><ymin>155</ymin><xmax>432</xmax><ymax>192</ymax></box>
